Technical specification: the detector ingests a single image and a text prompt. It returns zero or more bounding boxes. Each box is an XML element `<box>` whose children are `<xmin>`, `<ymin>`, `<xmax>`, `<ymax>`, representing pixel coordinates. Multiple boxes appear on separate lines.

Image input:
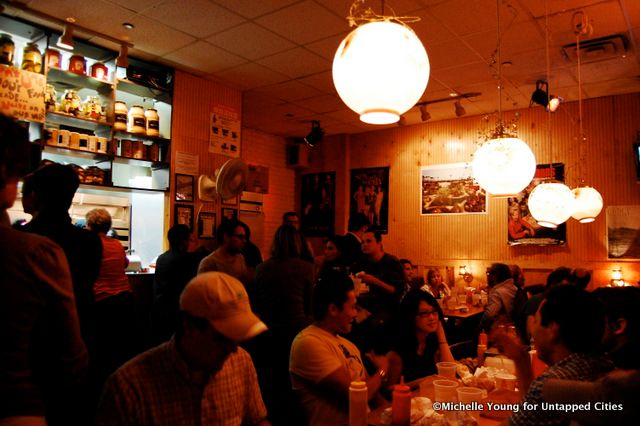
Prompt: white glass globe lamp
<box><xmin>528</xmin><ymin>182</ymin><xmax>575</xmax><ymax>228</ymax></box>
<box><xmin>571</xmin><ymin>186</ymin><xmax>603</xmax><ymax>223</ymax></box>
<box><xmin>471</xmin><ymin>137</ymin><xmax>536</xmax><ymax>197</ymax></box>
<box><xmin>332</xmin><ymin>20</ymin><xmax>430</xmax><ymax>125</ymax></box>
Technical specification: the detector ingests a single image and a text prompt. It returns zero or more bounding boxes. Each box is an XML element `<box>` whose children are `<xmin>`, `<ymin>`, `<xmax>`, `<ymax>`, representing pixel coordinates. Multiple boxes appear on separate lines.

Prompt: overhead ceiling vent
<box><xmin>562</xmin><ymin>34</ymin><xmax>629</xmax><ymax>63</ymax></box>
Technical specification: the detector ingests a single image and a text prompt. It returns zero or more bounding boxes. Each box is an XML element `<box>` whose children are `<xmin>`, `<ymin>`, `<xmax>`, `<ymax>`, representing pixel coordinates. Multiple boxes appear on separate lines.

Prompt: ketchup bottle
<box><xmin>349</xmin><ymin>381</ymin><xmax>368</xmax><ymax>426</ymax></box>
<box><xmin>392</xmin><ymin>379</ymin><xmax>411</xmax><ymax>426</ymax></box>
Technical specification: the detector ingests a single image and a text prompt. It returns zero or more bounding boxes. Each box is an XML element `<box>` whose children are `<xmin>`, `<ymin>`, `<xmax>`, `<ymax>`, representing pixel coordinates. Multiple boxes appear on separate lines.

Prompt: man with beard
<box><xmin>198</xmin><ymin>219</ymin><xmax>250</xmax><ymax>287</ymax></box>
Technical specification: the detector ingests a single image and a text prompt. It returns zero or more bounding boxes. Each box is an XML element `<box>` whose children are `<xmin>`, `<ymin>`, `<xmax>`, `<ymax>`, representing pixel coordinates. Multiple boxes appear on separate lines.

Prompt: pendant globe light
<box><xmin>527</xmin><ymin>0</ymin><xmax>575</xmax><ymax>229</ymax></box>
<box><xmin>332</xmin><ymin>1</ymin><xmax>430</xmax><ymax>125</ymax></box>
<box><xmin>570</xmin><ymin>11</ymin><xmax>603</xmax><ymax>223</ymax></box>
<box><xmin>471</xmin><ymin>0</ymin><xmax>536</xmax><ymax>197</ymax></box>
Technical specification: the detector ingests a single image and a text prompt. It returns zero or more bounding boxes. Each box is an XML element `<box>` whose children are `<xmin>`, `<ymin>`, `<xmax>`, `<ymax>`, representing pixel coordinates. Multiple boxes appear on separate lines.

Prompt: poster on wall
<box><xmin>301</xmin><ymin>172</ymin><xmax>335</xmax><ymax>237</ymax></box>
<box><xmin>607</xmin><ymin>205</ymin><xmax>640</xmax><ymax>259</ymax></box>
<box><xmin>420</xmin><ymin>163</ymin><xmax>487</xmax><ymax>215</ymax></box>
<box><xmin>507</xmin><ymin>163</ymin><xmax>566</xmax><ymax>246</ymax></box>
<box><xmin>350</xmin><ymin>167</ymin><xmax>389</xmax><ymax>234</ymax></box>
<box><xmin>209</xmin><ymin>104</ymin><xmax>241</xmax><ymax>158</ymax></box>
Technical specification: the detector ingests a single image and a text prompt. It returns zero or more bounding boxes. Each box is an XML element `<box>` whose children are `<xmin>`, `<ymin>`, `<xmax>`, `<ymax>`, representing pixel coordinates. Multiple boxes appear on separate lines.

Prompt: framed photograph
<box><xmin>174</xmin><ymin>204</ymin><xmax>194</xmax><ymax>231</ymax></box>
<box><xmin>175</xmin><ymin>174</ymin><xmax>194</xmax><ymax>202</ymax></box>
<box><xmin>198</xmin><ymin>212</ymin><xmax>217</xmax><ymax>239</ymax></box>
<box><xmin>607</xmin><ymin>205</ymin><xmax>640</xmax><ymax>259</ymax></box>
<box><xmin>301</xmin><ymin>172</ymin><xmax>335</xmax><ymax>237</ymax></box>
<box><xmin>420</xmin><ymin>163</ymin><xmax>487</xmax><ymax>216</ymax></box>
<box><xmin>221</xmin><ymin>207</ymin><xmax>238</xmax><ymax>222</ymax></box>
<box><xmin>222</xmin><ymin>195</ymin><xmax>238</xmax><ymax>207</ymax></box>
<box><xmin>350</xmin><ymin>167</ymin><xmax>389</xmax><ymax>234</ymax></box>
<box><xmin>507</xmin><ymin>163</ymin><xmax>567</xmax><ymax>246</ymax></box>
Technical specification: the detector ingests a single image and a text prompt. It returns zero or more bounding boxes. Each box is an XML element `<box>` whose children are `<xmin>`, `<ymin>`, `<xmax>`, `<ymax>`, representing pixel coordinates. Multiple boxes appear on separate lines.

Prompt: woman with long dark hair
<box><xmin>388</xmin><ymin>289</ymin><xmax>454</xmax><ymax>382</ymax></box>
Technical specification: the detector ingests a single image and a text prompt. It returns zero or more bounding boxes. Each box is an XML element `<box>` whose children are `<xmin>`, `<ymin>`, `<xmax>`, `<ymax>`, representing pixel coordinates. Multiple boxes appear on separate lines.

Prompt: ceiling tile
<box><xmin>211</xmin><ymin>0</ymin><xmax>301</xmax><ymax>19</ymax></box>
<box><xmin>427</xmin><ymin>39</ymin><xmax>484</xmax><ymax>70</ymax></box>
<box><xmin>207</xmin><ymin>22</ymin><xmax>295</xmax><ymax>61</ymax></box>
<box><xmin>297</xmin><ymin>71</ymin><xmax>337</xmax><ymax>94</ymax></box>
<box><xmin>256</xmin><ymin>47</ymin><xmax>331</xmax><ymax>79</ymax></box>
<box><xmin>253</xmin><ymin>80</ymin><xmax>325</xmax><ymax>102</ymax></box>
<box><xmin>292</xmin><ymin>94</ymin><xmax>346</xmax><ymax>114</ymax></box>
<box><xmin>428</xmin><ymin>0</ymin><xmax>528</xmax><ymax>37</ymax></box>
<box><xmin>125</xmin><ymin>15</ymin><xmax>196</xmax><ymax>56</ymax></box>
<box><xmin>164</xmin><ymin>41</ymin><xmax>247</xmax><ymax>74</ymax></box>
<box><xmin>305</xmin><ymin>33</ymin><xmax>349</xmax><ymax>61</ymax></box>
<box><xmin>213</xmin><ymin>63</ymin><xmax>290</xmax><ymax>90</ymax></box>
<box><xmin>320</xmin><ymin>0</ymin><xmax>424</xmax><ymax>16</ymax></box>
<box><xmin>141</xmin><ymin>0</ymin><xmax>245</xmax><ymax>38</ymax></box>
<box><xmin>431</xmin><ymin>62</ymin><xmax>495</xmax><ymax>89</ymax></box>
<box><xmin>255</xmin><ymin>0</ymin><xmax>346</xmax><ymax>45</ymax></box>
<box><xmin>411</xmin><ymin>10</ymin><xmax>458</xmax><ymax>46</ymax></box>
<box><xmin>100</xmin><ymin>0</ymin><xmax>164</xmax><ymax>13</ymax></box>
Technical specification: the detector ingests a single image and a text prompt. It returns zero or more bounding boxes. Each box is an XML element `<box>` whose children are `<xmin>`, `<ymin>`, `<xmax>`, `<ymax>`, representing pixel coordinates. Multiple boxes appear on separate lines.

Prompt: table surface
<box><xmin>368</xmin><ymin>375</ymin><xmax>517</xmax><ymax>426</ymax></box>
<box><xmin>442</xmin><ymin>304</ymin><xmax>485</xmax><ymax>319</ymax></box>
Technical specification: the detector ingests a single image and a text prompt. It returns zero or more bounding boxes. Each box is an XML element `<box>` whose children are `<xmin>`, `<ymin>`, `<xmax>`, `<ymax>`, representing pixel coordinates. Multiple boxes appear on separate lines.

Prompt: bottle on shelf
<box><xmin>391</xmin><ymin>379</ymin><xmax>411</xmax><ymax>426</ymax></box>
<box><xmin>21</xmin><ymin>42</ymin><xmax>42</xmax><ymax>73</ymax></box>
<box><xmin>128</xmin><ymin>105</ymin><xmax>146</xmax><ymax>134</ymax></box>
<box><xmin>145</xmin><ymin>108</ymin><xmax>160</xmax><ymax>137</ymax></box>
<box><xmin>349</xmin><ymin>380</ymin><xmax>368</xmax><ymax>426</ymax></box>
<box><xmin>0</xmin><ymin>33</ymin><xmax>15</xmax><ymax>66</ymax></box>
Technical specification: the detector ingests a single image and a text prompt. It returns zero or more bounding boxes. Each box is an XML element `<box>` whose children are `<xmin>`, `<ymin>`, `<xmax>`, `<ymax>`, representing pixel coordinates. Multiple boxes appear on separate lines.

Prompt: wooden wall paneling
<box><xmin>310</xmin><ymin>94</ymin><xmax>640</xmax><ymax>288</ymax></box>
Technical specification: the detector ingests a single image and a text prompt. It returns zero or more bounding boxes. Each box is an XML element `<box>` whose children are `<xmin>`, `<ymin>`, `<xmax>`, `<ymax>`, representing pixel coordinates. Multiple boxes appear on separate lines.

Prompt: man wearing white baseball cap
<box><xmin>97</xmin><ymin>272</ymin><xmax>271</xmax><ymax>425</ymax></box>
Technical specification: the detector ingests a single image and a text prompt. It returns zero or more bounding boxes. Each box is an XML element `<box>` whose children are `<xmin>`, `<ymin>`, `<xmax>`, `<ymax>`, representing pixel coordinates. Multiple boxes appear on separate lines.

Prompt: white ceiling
<box><xmin>6</xmin><ymin>0</ymin><xmax>640</xmax><ymax>138</ymax></box>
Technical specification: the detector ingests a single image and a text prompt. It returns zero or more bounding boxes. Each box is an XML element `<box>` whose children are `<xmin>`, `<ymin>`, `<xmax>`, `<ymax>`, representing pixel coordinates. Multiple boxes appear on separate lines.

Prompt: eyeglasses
<box><xmin>232</xmin><ymin>234</ymin><xmax>247</xmax><ymax>240</ymax></box>
<box><xmin>416</xmin><ymin>310</ymin><xmax>439</xmax><ymax>318</ymax></box>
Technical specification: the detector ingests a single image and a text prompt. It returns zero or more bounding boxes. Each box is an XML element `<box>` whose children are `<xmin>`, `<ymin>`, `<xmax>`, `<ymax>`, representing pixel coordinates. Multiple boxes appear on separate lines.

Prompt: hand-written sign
<box><xmin>0</xmin><ymin>65</ymin><xmax>46</xmax><ymax>122</ymax></box>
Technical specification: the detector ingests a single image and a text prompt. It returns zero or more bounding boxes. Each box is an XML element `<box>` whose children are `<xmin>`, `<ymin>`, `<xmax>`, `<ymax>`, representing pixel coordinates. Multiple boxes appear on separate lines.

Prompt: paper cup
<box><xmin>457</xmin><ymin>386</ymin><xmax>483</xmax><ymax>419</ymax></box>
<box><xmin>436</xmin><ymin>361</ymin><xmax>457</xmax><ymax>379</ymax></box>
<box><xmin>433</xmin><ymin>379</ymin><xmax>458</xmax><ymax>402</ymax></box>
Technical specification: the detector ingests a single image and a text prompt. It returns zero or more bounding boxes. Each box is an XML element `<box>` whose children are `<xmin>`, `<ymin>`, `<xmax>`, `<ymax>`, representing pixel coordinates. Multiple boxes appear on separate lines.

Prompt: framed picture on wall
<box><xmin>507</xmin><ymin>163</ymin><xmax>567</xmax><ymax>246</ymax></box>
<box><xmin>301</xmin><ymin>172</ymin><xmax>335</xmax><ymax>237</ymax></box>
<box><xmin>221</xmin><ymin>207</ymin><xmax>238</xmax><ymax>222</ymax></box>
<box><xmin>198</xmin><ymin>212</ymin><xmax>216</xmax><ymax>239</ymax></box>
<box><xmin>174</xmin><ymin>204</ymin><xmax>194</xmax><ymax>231</ymax></box>
<box><xmin>175</xmin><ymin>174</ymin><xmax>194</xmax><ymax>202</ymax></box>
<box><xmin>350</xmin><ymin>167</ymin><xmax>389</xmax><ymax>234</ymax></box>
<box><xmin>607</xmin><ymin>205</ymin><xmax>640</xmax><ymax>259</ymax></box>
<box><xmin>420</xmin><ymin>163</ymin><xmax>487</xmax><ymax>216</ymax></box>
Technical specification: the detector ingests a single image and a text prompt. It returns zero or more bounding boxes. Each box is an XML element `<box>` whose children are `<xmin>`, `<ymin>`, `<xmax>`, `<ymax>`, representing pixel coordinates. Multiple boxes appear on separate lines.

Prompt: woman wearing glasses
<box><xmin>388</xmin><ymin>289</ymin><xmax>454</xmax><ymax>383</ymax></box>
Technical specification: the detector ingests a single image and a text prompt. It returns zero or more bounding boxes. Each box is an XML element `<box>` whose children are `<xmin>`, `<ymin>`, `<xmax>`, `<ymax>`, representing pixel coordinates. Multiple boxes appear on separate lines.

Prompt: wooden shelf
<box><xmin>113</xmin><ymin>130</ymin><xmax>170</xmax><ymax>144</ymax></box>
<box><xmin>116</xmin><ymin>78</ymin><xmax>172</xmax><ymax>104</ymax></box>
<box><xmin>46</xmin><ymin>111</ymin><xmax>112</xmax><ymax>131</ymax></box>
<box><xmin>47</xmin><ymin>68</ymin><xmax>113</xmax><ymax>95</ymax></box>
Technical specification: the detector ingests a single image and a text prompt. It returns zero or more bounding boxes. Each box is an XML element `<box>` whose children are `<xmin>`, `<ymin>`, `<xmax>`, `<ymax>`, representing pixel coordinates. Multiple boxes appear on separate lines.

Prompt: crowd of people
<box><xmin>2</xmin><ymin>113</ymin><xmax>639</xmax><ymax>426</ymax></box>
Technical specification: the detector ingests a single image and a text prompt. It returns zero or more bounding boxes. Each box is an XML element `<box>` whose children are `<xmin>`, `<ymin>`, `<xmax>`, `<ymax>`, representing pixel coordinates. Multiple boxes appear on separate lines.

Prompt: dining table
<box><xmin>368</xmin><ymin>375</ymin><xmax>519</xmax><ymax>426</ymax></box>
<box><xmin>441</xmin><ymin>304</ymin><xmax>485</xmax><ymax>319</ymax></box>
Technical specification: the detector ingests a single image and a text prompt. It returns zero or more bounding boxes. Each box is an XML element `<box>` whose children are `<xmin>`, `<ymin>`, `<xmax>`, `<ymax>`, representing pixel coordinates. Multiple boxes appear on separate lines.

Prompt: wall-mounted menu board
<box><xmin>0</xmin><ymin>65</ymin><xmax>45</xmax><ymax>122</ymax></box>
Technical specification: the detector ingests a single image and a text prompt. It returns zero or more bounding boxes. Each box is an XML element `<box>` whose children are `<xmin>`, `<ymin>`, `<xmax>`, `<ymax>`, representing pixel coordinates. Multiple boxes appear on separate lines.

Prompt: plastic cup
<box><xmin>457</xmin><ymin>294</ymin><xmax>467</xmax><ymax>305</ymax></box>
<box><xmin>436</xmin><ymin>361</ymin><xmax>458</xmax><ymax>379</ymax></box>
<box><xmin>495</xmin><ymin>373</ymin><xmax>517</xmax><ymax>391</ymax></box>
<box><xmin>433</xmin><ymin>379</ymin><xmax>458</xmax><ymax>402</ymax></box>
<box><xmin>456</xmin><ymin>386</ymin><xmax>483</xmax><ymax>419</ymax></box>
<box><xmin>446</xmin><ymin>298</ymin><xmax>457</xmax><ymax>310</ymax></box>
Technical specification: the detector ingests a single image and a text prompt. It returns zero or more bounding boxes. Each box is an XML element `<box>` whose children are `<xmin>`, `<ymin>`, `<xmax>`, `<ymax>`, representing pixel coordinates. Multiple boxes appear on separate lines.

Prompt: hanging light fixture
<box><xmin>332</xmin><ymin>1</ymin><xmax>430</xmax><ymax>125</ymax></box>
<box><xmin>116</xmin><ymin>44</ymin><xmax>129</xmax><ymax>68</ymax></box>
<box><xmin>528</xmin><ymin>182</ymin><xmax>574</xmax><ymax>228</ymax></box>
<box><xmin>530</xmin><ymin>80</ymin><xmax>563</xmax><ymax>112</ymax></box>
<box><xmin>527</xmin><ymin>0</ymin><xmax>575</xmax><ymax>228</ymax></box>
<box><xmin>570</xmin><ymin>11</ymin><xmax>603</xmax><ymax>223</ymax></box>
<box><xmin>471</xmin><ymin>0</ymin><xmax>536</xmax><ymax>197</ymax></box>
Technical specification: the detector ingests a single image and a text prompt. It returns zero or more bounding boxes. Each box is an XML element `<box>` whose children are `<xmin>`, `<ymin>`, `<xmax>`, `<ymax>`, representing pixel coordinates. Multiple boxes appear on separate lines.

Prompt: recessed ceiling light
<box><xmin>502</xmin><ymin>60</ymin><xmax>513</xmax><ymax>67</ymax></box>
<box><xmin>122</xmin><ymin>22</ymin><xmax>134</xmax><ymax>30</ymax></box>
<box><xmin>65</xmin><ymin>17</ymin><xmax>76</xmax><ymax>23</ymax></box>
<box><xmin>449</xmin><ymin>92</ymin><xmax>458</xmax><ymax>97</ymax></box>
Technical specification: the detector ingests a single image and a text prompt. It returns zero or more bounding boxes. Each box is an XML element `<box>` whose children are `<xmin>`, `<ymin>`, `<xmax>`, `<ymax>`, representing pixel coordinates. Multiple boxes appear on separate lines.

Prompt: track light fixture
<box><xmin>530</xmin><ymin>80</ymin><xmax>562</xmax><ymax>112</ymax></box>
<box><xmin>304</xmin><ymin>120</ymin><xmax>324</xmax><ymax>147</ymax></box>
<box><xmin>116</xmin><ymin>44</ymin><xmax>128</xmax><ymax>68</ymax></box>
<box><xmin>419</xmin><ymin>105</ymin><xmax>431</xmax><ymax>122</ymax></box>
<box><xmin>57</xmin><ymin>24</ymin><xmax>74</xmax><ymax>50</ymax></box>
<box><xmin>454</xmin><ymin>100</ymin><xmax>466</xmax><ymax>117</ymax></box>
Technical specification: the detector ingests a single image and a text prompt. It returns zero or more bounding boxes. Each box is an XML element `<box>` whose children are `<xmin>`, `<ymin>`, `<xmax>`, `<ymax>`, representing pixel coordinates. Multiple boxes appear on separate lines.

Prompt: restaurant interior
<box><xmin>3</xmin><ymin>0</ymin><xmax>638</xmax><ymax>289</ymax></box>
<box><xmin>2</xmin><ymin>0</ymin><xmax>640</xmax><ymax>424</ymax></box>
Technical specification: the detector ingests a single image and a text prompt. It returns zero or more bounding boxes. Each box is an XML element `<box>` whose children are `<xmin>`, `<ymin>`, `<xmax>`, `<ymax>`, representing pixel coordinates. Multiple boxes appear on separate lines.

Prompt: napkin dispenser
<box><xmin>125</xmin><ymin>254</ymin><xmax>142</xmax><ymax>272</ymax></box>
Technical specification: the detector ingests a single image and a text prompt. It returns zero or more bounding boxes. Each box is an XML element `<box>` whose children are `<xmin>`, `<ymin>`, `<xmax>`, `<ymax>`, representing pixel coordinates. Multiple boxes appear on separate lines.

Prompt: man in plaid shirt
<box><xmin>97</xmin><ymin>272</ymin><xmax>271</xmax><ymax>425</ymax></box>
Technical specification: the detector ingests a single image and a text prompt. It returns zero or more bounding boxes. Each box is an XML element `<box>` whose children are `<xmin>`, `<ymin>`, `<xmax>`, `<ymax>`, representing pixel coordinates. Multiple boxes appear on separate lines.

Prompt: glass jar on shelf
<box><xmin>45</xmin><ymin>84</ymin><xmax>57</xmax><ymax>111</ymax></box>
<box><xmin>113</xmin><ymin>101</ymin><xmax>128</xmax><ymax>131</ymax></box>
<box><xmin>0</xmin><ymin>33</ymin><xmax>15</xmax><ymax>66</ymax></box>
<box><xmin>61</xmin><ymin>89</ymin><xmax>82</xmax><ymax>116</ymax></box>
<box><xmin>145</xmin><ymin>108</ymin><xmax>160</xmax><ymax>137</ymax></box>
<box><xmin>128</xmin><ymin>105</ymin><xmax>146</xmax><ymax>134</ymax></box>
<box><xmin>21</xmin><ymin>42</ymin><xmax>42</xmax><ymax>73</ymax></box>
<box><xmin>83</xmin><ymin>95</ymin><xmax>103</xmax><ymax>121</ymax></box>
